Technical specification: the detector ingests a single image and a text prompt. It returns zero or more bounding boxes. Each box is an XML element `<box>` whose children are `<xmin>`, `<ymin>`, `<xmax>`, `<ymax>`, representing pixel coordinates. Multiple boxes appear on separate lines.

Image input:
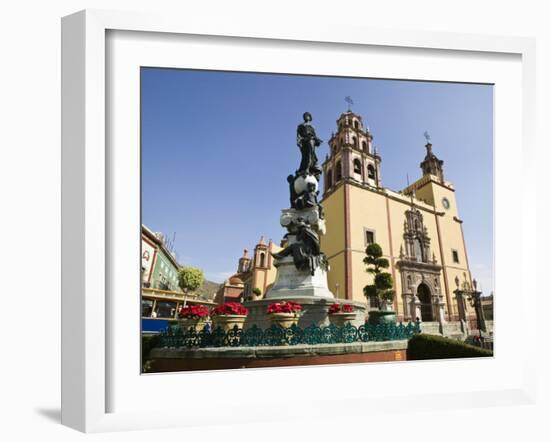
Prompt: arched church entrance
<box><xmin>417</xmin><ymin>283</ymin><xmax>433</xmax><ymax>321</ymax></box>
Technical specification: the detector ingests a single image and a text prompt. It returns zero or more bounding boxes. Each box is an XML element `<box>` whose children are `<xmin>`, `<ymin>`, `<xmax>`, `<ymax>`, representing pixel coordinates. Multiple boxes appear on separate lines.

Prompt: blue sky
<box><xmin>141</xmin><ymin>68</ymin><xmax>493</xmax><ymax>295</ymax></box>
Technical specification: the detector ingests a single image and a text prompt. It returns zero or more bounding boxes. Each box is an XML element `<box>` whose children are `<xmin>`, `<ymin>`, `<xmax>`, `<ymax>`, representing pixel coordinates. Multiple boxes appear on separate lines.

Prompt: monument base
<box><xmin>265</xmin><ymin>256</ymin><xmax>334</xmax><ymax>299</ymax></box>
<box><xmin>243</xmin><ymin>297</ymin><xmax>367</xmax><ymax>330</ymax></box>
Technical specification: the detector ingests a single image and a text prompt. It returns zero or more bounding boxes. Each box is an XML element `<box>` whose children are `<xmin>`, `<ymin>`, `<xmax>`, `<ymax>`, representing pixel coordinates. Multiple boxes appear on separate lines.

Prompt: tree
<box><xmin>178</xmin><ymin>266</ymin><xmax>204</xmax><ymax>293</ymax></box>
<box><xmin>252</xmin><ymin>287</ymin><xmax>262</xmax><ymax>297</ymax></box>
<box><xmin>363</xmin><ymin>243</ymin><xmax>395</xmax><ymax>310</ymax></box>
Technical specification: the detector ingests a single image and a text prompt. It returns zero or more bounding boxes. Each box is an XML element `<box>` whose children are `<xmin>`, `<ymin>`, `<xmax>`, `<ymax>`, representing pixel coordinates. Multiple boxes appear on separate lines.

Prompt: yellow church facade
<box><xmin>321</xmin><ymin>111</ymin><xmax>476</xmax><ymax>325</ymax></box>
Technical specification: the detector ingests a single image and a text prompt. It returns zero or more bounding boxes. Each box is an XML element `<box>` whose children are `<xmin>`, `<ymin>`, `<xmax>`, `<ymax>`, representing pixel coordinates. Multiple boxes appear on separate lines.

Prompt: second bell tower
<box><xmin>322</xmin><ymin>111</ymin><xmax>382</xmax><ymax>194</ymax></box>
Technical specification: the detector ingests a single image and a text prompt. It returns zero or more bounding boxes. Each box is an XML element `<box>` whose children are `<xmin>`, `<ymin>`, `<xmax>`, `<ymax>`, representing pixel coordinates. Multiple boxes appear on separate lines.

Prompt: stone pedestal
<box><xmin>243</xmin><ymin>297</ymin><xmax>367</xmax><ymax>330</ymax></box>
<box><xmin>265</xmin><ymin>256</ymin><xmax>334</xmax><ymax>299</ymax></box>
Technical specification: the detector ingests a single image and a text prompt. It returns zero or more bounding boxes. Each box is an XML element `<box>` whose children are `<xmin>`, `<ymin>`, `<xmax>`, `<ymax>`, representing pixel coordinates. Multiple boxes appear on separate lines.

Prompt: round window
<box><xmin>442</xmin><ymin>197</ymin><xmax>450</xmax><ymax>209</ymax></box>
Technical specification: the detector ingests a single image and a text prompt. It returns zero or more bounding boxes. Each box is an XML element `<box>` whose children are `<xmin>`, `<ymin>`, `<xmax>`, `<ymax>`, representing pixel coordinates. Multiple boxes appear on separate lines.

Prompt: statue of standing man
<box><xmin>296</xmin><ymin>112</ymin><xmax>323</xmax><ymax>179</ymax></box>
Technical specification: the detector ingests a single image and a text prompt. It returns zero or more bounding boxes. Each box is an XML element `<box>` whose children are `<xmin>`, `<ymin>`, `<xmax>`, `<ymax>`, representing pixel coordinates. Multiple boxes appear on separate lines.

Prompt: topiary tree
<box><xmin>363</xmin><ymin>243</ymin><xmax>395</xmax><ymax>310</ymax></box>
<box><xmin>178</xmin><ymin>266</ymin><xmax>204</xmax><ymax>293</ymax></box>
<box><xmin>252</xmin><ymin>287</ymin><xmax>262</xmax><ymax>297</ymax></box>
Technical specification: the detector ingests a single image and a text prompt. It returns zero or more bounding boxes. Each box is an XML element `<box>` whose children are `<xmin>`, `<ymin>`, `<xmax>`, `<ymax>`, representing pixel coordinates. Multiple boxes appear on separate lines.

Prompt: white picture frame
<box><xmin>61</xmin><ymin>9</ymin><xmax>537</xmax><ymax>433</ymax></box>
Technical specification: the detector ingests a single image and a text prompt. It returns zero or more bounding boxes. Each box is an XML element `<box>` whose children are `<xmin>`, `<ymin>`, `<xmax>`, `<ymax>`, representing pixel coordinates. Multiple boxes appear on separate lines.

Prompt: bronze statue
<box><xmin>287</xmin><ymin>174</ymin><xmax>298</xmax><ymax>209</ymax></box>
<box><xmin>293</xmin><ymin>181</ymin><xmax>324</xmax><ymax>219</ymax></box>
<box><xmin>273</xmin><ymin>112</ymin><xmax>328</xmax><ymax>275</ymax></box>
<box><xmin>296</xmin><ymin>112</ymin><xmax>322</xmax><ymax>178</ymax></box>
<box><xmin>272</xmin><ymin>218</ymin><xmax>323</xmax><ymax>275</ymax></box>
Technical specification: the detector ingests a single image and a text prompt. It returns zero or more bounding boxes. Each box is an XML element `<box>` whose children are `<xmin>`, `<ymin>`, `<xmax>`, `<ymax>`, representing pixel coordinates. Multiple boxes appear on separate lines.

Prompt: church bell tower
<box><xmin>322</xmin><ymin>111</ymin><xmax>382</xmax><ymax>194</ymax></box>
<box><xmin>420</xmin><ymin>141</ymin><xmax>444</xmax><ymax>183</ymax></box>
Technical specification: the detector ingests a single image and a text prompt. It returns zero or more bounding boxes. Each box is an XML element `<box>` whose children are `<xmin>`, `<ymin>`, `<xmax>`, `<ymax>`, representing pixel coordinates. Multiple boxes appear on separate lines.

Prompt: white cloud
<box><xmin>204</xmin><ymin>271</ymin><xmax>234</xmax><ymax>283</ymax></box>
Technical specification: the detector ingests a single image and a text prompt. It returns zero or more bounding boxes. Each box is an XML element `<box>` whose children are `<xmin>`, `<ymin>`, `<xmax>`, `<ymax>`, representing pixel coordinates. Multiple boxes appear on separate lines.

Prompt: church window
<box><xmin>452</xmin><ymin>249</ymin><xmax>459</xmax><ymax>263</ymax></box>
<box><xmin>259</xmin><ymin>252</ymin><xmax>266</xmax><ymax>268</ymax></box>
<box><xmin>364</xmin><ymin>229</ymin><xmax>375</xmax><ymax>246</ymax></box>
<box><xmin>352</xmin><ymin>136</ymin><xmax>358</xmax><ymax>148</ymax></box>
<box><xmin>367</xmin><ymin>164</ymin><xmax>375</xmax><ymax>179</ymax></box>
<box><xmin>335</xmin><ymin>162</ymin><xmax>342</xmax><ymax>181</ymax></box>
<box><xmin>326</xmin><ymin>169</ymin><xmax>333</xmax><ymax>188</ymax></box>
<box><xmin>362</xmin><ymin>141</ymin><xmax>367</xmax><ymax>151</ymax></box>
<box><xmin>353</xmin><ymin>158</ymin><xmax>362</xmax><ymax>174</ymax></box>
<box><xmin>354</xmin><ymin>120</ymin><xmax>359</xmax><ymax>129</ymax></box>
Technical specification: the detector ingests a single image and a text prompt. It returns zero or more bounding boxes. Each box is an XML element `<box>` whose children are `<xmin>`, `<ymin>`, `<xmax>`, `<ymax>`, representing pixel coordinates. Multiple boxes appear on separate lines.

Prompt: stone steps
<box><xmin>420</xmin><ymin>321</ymin><xmax>442</xmax><ymax>335</ymax></box>
<box><xmin>420</xmin><ymin>321</ymin><xmax>467</xmax><ymax>341</ymax></box>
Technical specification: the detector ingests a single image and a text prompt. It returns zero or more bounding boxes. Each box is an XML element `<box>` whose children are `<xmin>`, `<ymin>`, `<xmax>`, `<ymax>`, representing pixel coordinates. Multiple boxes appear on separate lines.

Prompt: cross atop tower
<box><xmin>345</xmin><ymin>96</ymin><xmax>354</xmax><ymax>111</ymax></box>
<box><xmin>423</xmin><ymin>130</ymin><xmax>431</xmax><ymax>143</ymax></box>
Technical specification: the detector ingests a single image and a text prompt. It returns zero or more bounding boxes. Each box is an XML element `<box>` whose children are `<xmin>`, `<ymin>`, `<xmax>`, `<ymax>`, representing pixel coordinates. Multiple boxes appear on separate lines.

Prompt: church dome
<box><xmin>228</xmin><ymin>276</ymin><xmax>244</xmax><ymax>285</ymax></box>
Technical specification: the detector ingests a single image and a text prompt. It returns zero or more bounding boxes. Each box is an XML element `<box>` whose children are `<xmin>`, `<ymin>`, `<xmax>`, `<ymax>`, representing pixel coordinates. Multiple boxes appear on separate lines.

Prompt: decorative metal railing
<box><xmin>156</xmin><ymin>320</ymin><xmax>421</xmax><ymax>349</ymax></box>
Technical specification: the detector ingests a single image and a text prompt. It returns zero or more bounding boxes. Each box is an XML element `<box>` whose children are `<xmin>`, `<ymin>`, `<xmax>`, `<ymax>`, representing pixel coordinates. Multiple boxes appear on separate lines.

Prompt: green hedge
<box><xmin>408</xmin><ymin>334</ymin><xmax>493</xmax><ymax>360</ymax></box>
<box><xmin>142</xmin><ymin>334</ymin><xmax>161</xmax><ymax>372</ymax></box>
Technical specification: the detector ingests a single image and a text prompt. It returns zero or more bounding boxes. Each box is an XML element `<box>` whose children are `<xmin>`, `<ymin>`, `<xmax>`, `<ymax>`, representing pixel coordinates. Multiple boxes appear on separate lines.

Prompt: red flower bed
<box><xmin>328</xmin><ymin>303</ymin><xmax>354</xmax><ymax>314</ymax></box>
<box><xmin>178</xmin><ymin>304</ymin><xmax>209</xmax><ymax>319</ymax></box>
<box><xmin>267</xmin><ymin>301</ymin><xmax>303</xmax><ymax>314</ymax></box>
<box><xmin>210</xmin><ymin>302</ymin><xmax>249</xmax><ymax>317</ymax></box>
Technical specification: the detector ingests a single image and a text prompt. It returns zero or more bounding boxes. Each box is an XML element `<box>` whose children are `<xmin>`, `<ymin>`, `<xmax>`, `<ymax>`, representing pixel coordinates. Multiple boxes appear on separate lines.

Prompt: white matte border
<box><xmin>108</xmin><ymin>28</ymin><xmax>522</xmax><ymax>414</ymax></box>
<box><xmin>61</xmin><ymin>9</ymin><xmax>537</xmax><ymax>433</ymax></box>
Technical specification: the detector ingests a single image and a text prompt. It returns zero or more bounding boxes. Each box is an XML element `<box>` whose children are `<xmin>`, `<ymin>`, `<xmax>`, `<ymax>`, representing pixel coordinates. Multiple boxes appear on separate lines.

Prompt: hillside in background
<box><xmin>195</xmin><ymin>279</ymin><xmax>222</xmax><ymax>301</ymax></box>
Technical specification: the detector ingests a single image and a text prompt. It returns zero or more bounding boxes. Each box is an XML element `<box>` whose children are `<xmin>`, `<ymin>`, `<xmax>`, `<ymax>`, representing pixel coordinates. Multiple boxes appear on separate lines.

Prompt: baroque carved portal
<box><xmin>397</xmin><ymin>207</ymin><xmax>444</xmax><ymax>321</ymax></box>
<box><xmin>402</xmin><ymin>207</ymin><xmax>432</xmax><ymax>263</ymax></box>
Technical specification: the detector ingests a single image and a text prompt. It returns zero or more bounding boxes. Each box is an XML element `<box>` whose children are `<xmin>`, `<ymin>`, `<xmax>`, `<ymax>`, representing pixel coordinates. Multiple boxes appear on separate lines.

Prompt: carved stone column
<box><xmin>402</xmin><ymin>293</ymin><xmax>412</xmax><ymax>320</ymax></box>
<box><xmin>454</xmin><ymin>289</ymin><xmax>469</xmax><ymax>333</ymax></box>
<box><xmin>434</xmin><ymin>296</ymin><xmax>446</xmax><ymax>324</ymax></box>
<box><xmin>455</xmin><ymin>290</ymin><xmax>467</xmax><ymax>322</ymax></box>
<box><xmin>410</xmin><ymin>285</ymin><xmax>422</xmax><ymax>321</ymax></box>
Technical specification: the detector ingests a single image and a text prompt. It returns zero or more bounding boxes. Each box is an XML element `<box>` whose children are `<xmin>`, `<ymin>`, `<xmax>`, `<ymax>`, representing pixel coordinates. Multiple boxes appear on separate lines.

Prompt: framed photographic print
<box><xmin>61</xmin><ymin>9</ymin><xmax>537</xmax><ymax>433</ymax></box>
